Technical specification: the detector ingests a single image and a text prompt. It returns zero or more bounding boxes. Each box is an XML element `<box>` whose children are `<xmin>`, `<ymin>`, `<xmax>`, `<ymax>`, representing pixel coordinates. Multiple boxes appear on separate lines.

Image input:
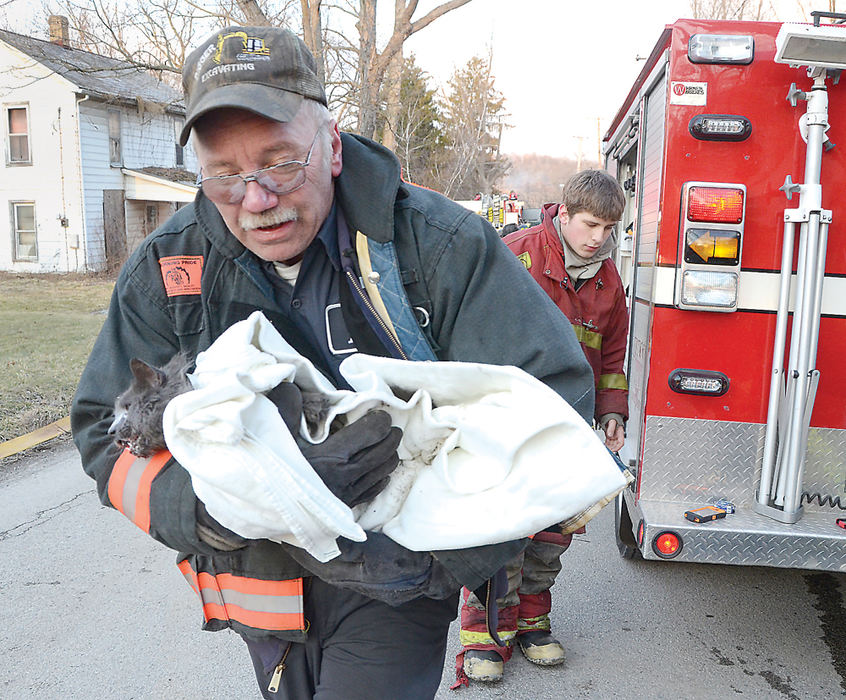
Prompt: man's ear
<box><xmin>557</xmin><ymin>204</ymin><xmax>569</xmax><ymax>224</ymax></box>
<box><xmin>329</xmin><ymin>120</ymin><xmax>343</xmax><ymax>177</ymax></box>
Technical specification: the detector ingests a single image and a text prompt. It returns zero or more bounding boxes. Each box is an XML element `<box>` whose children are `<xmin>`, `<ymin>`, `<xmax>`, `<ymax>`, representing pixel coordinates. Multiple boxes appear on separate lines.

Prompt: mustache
<box><xmin>239</xmin><ymin>206</ymin><xmax>298</xmax><ymax>230</ymax></box>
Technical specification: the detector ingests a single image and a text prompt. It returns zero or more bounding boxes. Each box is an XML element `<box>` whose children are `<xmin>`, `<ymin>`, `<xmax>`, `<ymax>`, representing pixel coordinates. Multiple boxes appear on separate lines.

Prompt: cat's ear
<box><xmin>129</xmin><ymin>358</ymin><xmax>166</xmax><ymax>387</ymax></box>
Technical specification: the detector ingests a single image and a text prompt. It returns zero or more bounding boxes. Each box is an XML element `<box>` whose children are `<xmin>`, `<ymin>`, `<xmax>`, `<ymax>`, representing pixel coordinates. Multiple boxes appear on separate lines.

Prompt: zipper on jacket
<box><xmin>344</xmin><ymin>269</ymin><xmax>408</xmax><ymax>360</ymax></box>
<box><xmin>267</xmin><ymin>641</ymin><xmax>293</xmax><ymax>693</ymax></box>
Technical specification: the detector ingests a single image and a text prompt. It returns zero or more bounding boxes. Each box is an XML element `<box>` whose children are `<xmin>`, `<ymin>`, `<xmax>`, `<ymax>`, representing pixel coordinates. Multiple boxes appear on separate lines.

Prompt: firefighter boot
<box><xmin>463</xmin><ymin>649</ymin><xmax>504</xmax><ymax>682</ymax></box>
<box><xmin>517</xmin><ymin>630</ymin><xmax>565</xmax><ymax>666</ymax></box>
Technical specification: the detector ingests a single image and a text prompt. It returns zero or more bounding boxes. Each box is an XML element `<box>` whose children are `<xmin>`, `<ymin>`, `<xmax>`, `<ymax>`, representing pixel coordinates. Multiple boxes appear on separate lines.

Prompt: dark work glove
<box><xmin>279</xmin><ymin>533</ymin><xmax>461</xmax><ymax>606</ymax></box>
<box><xmin>266</xmin><ymin>382</ymin><xmax>402</xmax><ymax>507</ymax></box>
<box><xmin>195</xmin><ymin>501</ymin><xmax>249</xmax><ymax>552</ymax></box>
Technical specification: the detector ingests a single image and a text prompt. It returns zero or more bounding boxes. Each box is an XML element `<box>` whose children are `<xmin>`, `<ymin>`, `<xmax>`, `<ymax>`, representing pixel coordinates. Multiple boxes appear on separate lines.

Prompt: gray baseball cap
<box><xmin>179</xmin><ymin>26</ymin><xmax>327</xmax><ymax>146</ymax></box>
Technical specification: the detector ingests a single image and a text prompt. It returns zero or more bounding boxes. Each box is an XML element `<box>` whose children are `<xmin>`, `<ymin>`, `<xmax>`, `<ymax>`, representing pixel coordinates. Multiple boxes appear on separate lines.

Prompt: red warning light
<box><xmin>652</xmin><ymin>531</ymin><xmax>683</xmax><ymax>559</ymax></box>
<box><xmin>688</xmin><ymin>186</ymin><xmax>744</xmax><ymax>224</ymax></box>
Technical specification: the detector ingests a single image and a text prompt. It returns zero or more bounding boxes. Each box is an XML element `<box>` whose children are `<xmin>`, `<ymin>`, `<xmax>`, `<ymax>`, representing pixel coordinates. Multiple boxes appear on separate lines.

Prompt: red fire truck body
<box><xmin>603</xmin><ymin>16</ymin><xmax>846</xmax><ymax>569</ymax></box>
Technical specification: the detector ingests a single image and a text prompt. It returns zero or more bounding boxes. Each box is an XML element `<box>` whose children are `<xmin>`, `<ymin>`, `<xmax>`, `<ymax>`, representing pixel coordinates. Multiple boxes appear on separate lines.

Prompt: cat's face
<box><xmin>109</xmin><ymin>359</ymin><xmax>169</xmax><ymax>457</ymax></box>
<box><xmin>109</xmin><ymin>356</ymin><xmax>191</xmax><ymax>457</ymax></box>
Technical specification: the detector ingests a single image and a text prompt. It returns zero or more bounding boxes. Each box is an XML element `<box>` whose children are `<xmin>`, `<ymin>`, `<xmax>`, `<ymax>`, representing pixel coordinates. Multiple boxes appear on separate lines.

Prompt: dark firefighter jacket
<box><xmin>71</xmin><ymin>133</ymin><xmax>595</xmax><ymax>642</ymax></box>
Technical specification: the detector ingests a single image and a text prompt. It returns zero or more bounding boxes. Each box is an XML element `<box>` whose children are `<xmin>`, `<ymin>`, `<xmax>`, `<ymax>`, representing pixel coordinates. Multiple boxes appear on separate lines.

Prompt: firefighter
<box><xmin>70</xmin><ymin>26</ymin><xmax>595</xmax><ymax>700</ymax></box>
<box><xmin>456</xmin><ymin>169</ymin><xmax>628</xmax><ymax>685</ymax></box>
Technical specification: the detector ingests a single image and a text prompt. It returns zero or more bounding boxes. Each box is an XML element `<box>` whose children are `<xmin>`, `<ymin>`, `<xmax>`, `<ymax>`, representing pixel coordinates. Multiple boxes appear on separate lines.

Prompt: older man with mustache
<box><xmin>71</xmin><ymin>25</ymin><xmax>594</xmax><ymax>700</ymax></box>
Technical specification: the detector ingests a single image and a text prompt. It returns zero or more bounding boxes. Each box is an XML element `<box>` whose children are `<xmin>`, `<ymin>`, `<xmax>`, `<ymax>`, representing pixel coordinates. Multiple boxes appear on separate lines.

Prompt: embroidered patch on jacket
<box><xmin>159</xmin><ymin>256</ymin><xmax>203</xmax><ymax>297</ymax></box>
<box><xmin>517</xmin><ymin>251</ymin><xmax>532</xmax><ymax>270</ymax></box>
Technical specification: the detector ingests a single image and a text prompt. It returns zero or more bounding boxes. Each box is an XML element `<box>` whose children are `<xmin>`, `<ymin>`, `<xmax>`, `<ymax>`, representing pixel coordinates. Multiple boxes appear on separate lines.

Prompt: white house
<box><xmin>0</xmin><ymin>16</ymin><xmax>198</xmax><ymax>273</ymax></box>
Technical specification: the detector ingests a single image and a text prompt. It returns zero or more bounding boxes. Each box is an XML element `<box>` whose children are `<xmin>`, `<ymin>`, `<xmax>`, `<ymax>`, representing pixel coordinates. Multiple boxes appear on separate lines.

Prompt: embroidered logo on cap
<box><xmin>159</xmin><ymin>256</ymin><xmax>203</xmax><ymax>297</ymax></box>
<box><xmin>214</xmin><ymin>31</ymin><xmax>270</xmax><ymax>63</ymax></box>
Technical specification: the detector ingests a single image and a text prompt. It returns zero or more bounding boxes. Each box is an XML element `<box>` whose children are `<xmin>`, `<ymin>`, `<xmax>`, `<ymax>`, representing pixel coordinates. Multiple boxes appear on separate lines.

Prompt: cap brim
<box><xmin>179</xmin><ymin>84</ymin><xmax>304</xmax><ymax>146</ymax></box>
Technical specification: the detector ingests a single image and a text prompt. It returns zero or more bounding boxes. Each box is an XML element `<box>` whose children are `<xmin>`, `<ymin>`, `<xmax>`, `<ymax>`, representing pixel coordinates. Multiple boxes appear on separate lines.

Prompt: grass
<box><xmin>0</xmin><ymin>271</ymin><xmax>115</xmax><ymax>443</ymax></box>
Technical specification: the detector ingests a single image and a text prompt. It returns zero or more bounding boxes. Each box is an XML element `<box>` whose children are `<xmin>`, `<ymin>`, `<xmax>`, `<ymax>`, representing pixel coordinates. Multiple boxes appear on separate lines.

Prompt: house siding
<box><xmin>0</xmin><ymin>35</ymin><xmax>196</xmax><ymax>273</ymax></box>
<box><xmin>78</xmin><ymin>101</ymin><xmax>196</xmax><ymax>271</ymax></box>
<box><xmin>125</xmin><ymin>199</ymin><xmax>175</xmax><ymax>253</ymax></box>
<box><xmin>0</xmin><ymin>41</ymin><xmax>84</xmax><ymax>273</ymax></box>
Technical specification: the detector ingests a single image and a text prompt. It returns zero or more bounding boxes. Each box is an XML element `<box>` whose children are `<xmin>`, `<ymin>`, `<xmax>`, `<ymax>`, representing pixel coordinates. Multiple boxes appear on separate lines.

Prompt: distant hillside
<box><xmin>501</xmin><ymin>153</ymin><xmax>601</xmax><ymax>208</ymax></box>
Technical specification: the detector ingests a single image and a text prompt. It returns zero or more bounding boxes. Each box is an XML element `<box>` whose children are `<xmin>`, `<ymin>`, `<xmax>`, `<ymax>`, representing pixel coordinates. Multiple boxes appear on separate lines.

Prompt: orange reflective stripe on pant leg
<box><xmin>107</xmin><ymin>449</ymin><xmax>171</xmax><ymax>533</ymax></box>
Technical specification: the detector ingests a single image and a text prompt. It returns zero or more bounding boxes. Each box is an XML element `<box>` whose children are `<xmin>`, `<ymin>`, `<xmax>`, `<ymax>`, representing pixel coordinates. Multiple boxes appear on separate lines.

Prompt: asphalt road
<box><xmin>3</xmin><ymin>439</ymin><xmax>846</xmax><ymax>699</ymax></box>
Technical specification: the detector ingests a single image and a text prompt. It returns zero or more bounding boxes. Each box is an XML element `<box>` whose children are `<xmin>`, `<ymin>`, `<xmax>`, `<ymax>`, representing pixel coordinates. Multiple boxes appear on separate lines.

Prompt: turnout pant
<box><xmin>459</xmin><ymin>533</ymin><xmax>576</xmax><ymax>662</ymax></box>
<box><xmin>243</xmin><ymin>577</ymin><xmax>459</xmax><ymax>699</ymax></box>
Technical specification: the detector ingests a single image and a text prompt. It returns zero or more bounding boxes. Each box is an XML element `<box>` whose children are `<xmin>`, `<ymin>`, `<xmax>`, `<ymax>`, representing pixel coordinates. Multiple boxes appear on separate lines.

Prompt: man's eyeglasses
<box><xmin>197</xmin><ymin>130</ymin><xmax>320</xmax><ymax>205</ymax></box>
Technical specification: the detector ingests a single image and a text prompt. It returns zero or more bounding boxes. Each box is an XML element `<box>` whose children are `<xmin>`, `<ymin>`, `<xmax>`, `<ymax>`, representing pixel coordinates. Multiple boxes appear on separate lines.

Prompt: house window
<box><xmin>6</xmin><ymin>106</ymin><xmax>30</xmax><ymax>164</ymax></box>
<box><xmin>108</xmin><ymin>110</ymin><xmax>121</xmax><ymax>165</ymax></box>
<box><xmin>12</xmin><ymin>202</ymin><xmax>37</xmax><ymax>260</ymax></box>
<box><xmin>174</xmin><ymin>118</ymin><xmax>184</xmax><ymax>166</ymax></box>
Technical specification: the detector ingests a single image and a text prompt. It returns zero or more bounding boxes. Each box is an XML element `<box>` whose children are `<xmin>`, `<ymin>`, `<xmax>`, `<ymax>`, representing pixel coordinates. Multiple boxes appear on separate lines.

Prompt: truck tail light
<box><xmin>684</xmin><ymin>228</ymin><xmax>740</xmax><ymax>265</ymax></box>
<box><xmin>687</xmin><ymin>186</ymin><xmax>744</xmax><ymax>223</ymax></box>
<box><xmin>676</xmin><ymin>182</ymin><xmax>746</xmax><ymax>312</ymax></box>
<box><xmin>689</xmin><ymin>114</ymin><xmax>752</xmax><ymax>142</ymax></box>
<box><xmin>688</xmin><ymin>34</ymin><xmax>754</xmax><ymax>64</ymax></box>
<box><xmin>652</xmin><ymin>531</ymin><xmax>683</xmax><ymax>559</ymax></box>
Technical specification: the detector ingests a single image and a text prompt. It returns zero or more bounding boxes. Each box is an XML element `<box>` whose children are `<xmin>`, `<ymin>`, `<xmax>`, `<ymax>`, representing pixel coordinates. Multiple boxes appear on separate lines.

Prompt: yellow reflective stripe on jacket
<box><xmin>459</xmin><ymin>628</ymin><xmax>518</xmax><ymax>646</ymax></box>
<box><xmin>177</xmin><ymin>560</ymin><xmax>306</xmax><ymax>632</ymax></box>
<box><xmin>572</xmin><ymin>323</ymin><xmax>602</xmax><ymax>350</ymax></box>
<box><xmin>599</xmin><ymin>373</ymin><xmax>628</xmax><ymax>390</ymax></box>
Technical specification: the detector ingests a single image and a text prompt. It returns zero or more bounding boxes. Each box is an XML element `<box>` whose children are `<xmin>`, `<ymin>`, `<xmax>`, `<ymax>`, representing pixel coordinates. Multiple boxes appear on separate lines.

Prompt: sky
<box><xmin>401</xmin><ymin>0</ymin><xmax>818</xmax><ymax>159</ymax></box>
<box><xmin>0</xmin><ymin>0</ymin><xmax>824</xmax><ymax>160</ymax></box>
<box><xmin>403</xmin><ymin>0</ymin><xmax>683</xmax><ymax>159</ymax></box>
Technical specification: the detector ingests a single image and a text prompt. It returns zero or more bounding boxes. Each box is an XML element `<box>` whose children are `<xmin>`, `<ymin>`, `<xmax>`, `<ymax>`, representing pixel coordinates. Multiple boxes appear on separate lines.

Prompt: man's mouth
<box><xmin>256</xmin><ymin>221</ymin><xmax>289</xmax><ymax>232</ymax></box>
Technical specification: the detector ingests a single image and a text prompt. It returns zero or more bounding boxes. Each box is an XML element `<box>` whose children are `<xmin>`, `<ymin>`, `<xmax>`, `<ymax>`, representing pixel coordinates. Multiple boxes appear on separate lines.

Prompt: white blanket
<box><xmin>163</xmin><ymin>311</ymin><xmax>628</xmax><ymax>562</ymax></box>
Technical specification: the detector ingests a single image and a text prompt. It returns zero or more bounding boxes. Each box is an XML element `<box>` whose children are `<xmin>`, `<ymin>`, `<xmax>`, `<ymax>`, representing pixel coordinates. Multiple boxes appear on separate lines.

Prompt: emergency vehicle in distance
<box><xmin>603</xmin><ymin>12</ymin><xmax>846</xmax><ymax>570</ymax></box>
<box><xmin>456</xmin><ymin>192</ymin><xmax>523</xmax><ymax>231</ymax></box>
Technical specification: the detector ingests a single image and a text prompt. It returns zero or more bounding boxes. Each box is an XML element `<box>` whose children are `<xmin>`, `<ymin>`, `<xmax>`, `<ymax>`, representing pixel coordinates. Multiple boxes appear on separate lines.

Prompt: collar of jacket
<box><xmin>537</xmin><ymin>202</ymin><xmax>567</xmax><ymax>283</ymax></box>
<box><xmin>193</xmin><ymin>131</ymin><xmax>404</xmax><ymax>256</ymax></box>
<box><xmin>335</xmin><ymin>132</ymin><xmax>404</xmax><ymax>244</ymax></box>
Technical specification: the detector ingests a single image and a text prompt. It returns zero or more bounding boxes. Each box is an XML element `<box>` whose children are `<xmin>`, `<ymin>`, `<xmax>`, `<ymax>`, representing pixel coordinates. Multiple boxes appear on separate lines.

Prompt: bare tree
<box><xmin>32</xmin><ymin>0</ymin><xmax>473</xmax><ymax>142</ymax></box>
<box><xmin>38</xmin><ymin>0</ymin><xmax>297</xmax><ymax>82</ymax></box>
<box><xmin>434</xmin><ymin>52</ymin><xmax>510</xmax><ymax>199</ymax></box>
<box><xmin>351</xmin><ymin>0</ymin><xmax>472</xmax><ymax>138</ymax></box>
<box><xmin>379</xmin><ymin>54</ymin><xmax>443</xmax><ymax>186</ymax></box>
<box><xmin>300</xmin><ymin>0</ymin><xmax>325</xmax><ymax>84</ymax></box>
<box><xmin>688</xmin><ymin>0</ymin><xmax>775</xmax><ymax>20</ymax></box>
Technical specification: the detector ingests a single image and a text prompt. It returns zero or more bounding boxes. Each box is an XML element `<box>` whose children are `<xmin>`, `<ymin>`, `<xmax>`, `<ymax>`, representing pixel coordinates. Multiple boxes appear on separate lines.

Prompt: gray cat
<box><xmin>109</xmin><ymin>353</ymin><xmax>334</xmax><ymax>458</ymax></box>
<box><xmin>109</xmin><ymin>353</ymin><xmax>193</xmax><ymax>457</ymax></box>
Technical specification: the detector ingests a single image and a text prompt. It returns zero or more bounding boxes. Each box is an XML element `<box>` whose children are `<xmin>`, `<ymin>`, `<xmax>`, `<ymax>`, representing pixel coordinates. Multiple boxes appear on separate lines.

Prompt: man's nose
<box><xmin>241</xmin><ymin>179</ymin><xmax>279</xmax><ymax>212</ymax></box>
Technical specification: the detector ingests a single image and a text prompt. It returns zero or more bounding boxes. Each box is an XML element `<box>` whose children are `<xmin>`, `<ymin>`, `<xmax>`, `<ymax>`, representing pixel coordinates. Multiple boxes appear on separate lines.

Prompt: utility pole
<box><xmin>573</xmin><ymin>135</ymin><xmax>586</xmax><ymax>171</ymax></box>
<box><xmin>597</xmin><ymin>116</ymin><xmax>603</xmax><ymax>166</ymax></box>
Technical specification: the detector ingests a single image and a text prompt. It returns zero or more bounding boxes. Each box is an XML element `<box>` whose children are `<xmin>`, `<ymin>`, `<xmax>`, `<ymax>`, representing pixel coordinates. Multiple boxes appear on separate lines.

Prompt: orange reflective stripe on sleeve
<box><xmin>178</xmin><ymin>560</ymin><xmax>306</xmax><ymax>633</ymax></box>
<box><xmin>107</xmin><ymin>449</ymin><xmax>171</xmax><ymax>533</ymax></box>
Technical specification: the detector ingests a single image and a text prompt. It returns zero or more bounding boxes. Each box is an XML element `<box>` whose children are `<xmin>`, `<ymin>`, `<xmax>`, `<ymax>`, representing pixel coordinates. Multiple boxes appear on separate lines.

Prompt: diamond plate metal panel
<box><xmin>639</xmin><ymin>417</ymin><xmax>763</xmax><ymax>503</ymax></box>
<box><xmin>635</xmin><ymin>500</ymin><xmax>846</xmax><ymax>571</ymax></box>
<box><xmin>804</xmin><ymin>428</ymin><xmax>846</xmax><ymax>509</ymax></box>
<box><xmin>638</xmin><ymin>416</ymin><xmax>846</xmax><ymax>511</ymax></box>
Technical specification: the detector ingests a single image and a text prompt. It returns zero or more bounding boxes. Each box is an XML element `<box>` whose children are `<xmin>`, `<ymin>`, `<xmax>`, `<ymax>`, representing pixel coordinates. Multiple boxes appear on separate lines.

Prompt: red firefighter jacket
<box><xmin>504</xmin><ymin>206</ymin><xmax>629</xmax><ymax>422</ymax></box>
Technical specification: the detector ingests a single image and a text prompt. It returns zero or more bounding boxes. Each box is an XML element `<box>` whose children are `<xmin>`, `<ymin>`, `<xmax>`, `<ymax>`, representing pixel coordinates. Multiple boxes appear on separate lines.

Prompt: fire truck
<box><xmin>456</xmin><ymin>193</ymin><xmax>523</xmax><ymax>231</ymax></box>
<box><xmin>603</xmin><ymin>12</ymin><xmax>846</xmax><ymax>570</ymax></box>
